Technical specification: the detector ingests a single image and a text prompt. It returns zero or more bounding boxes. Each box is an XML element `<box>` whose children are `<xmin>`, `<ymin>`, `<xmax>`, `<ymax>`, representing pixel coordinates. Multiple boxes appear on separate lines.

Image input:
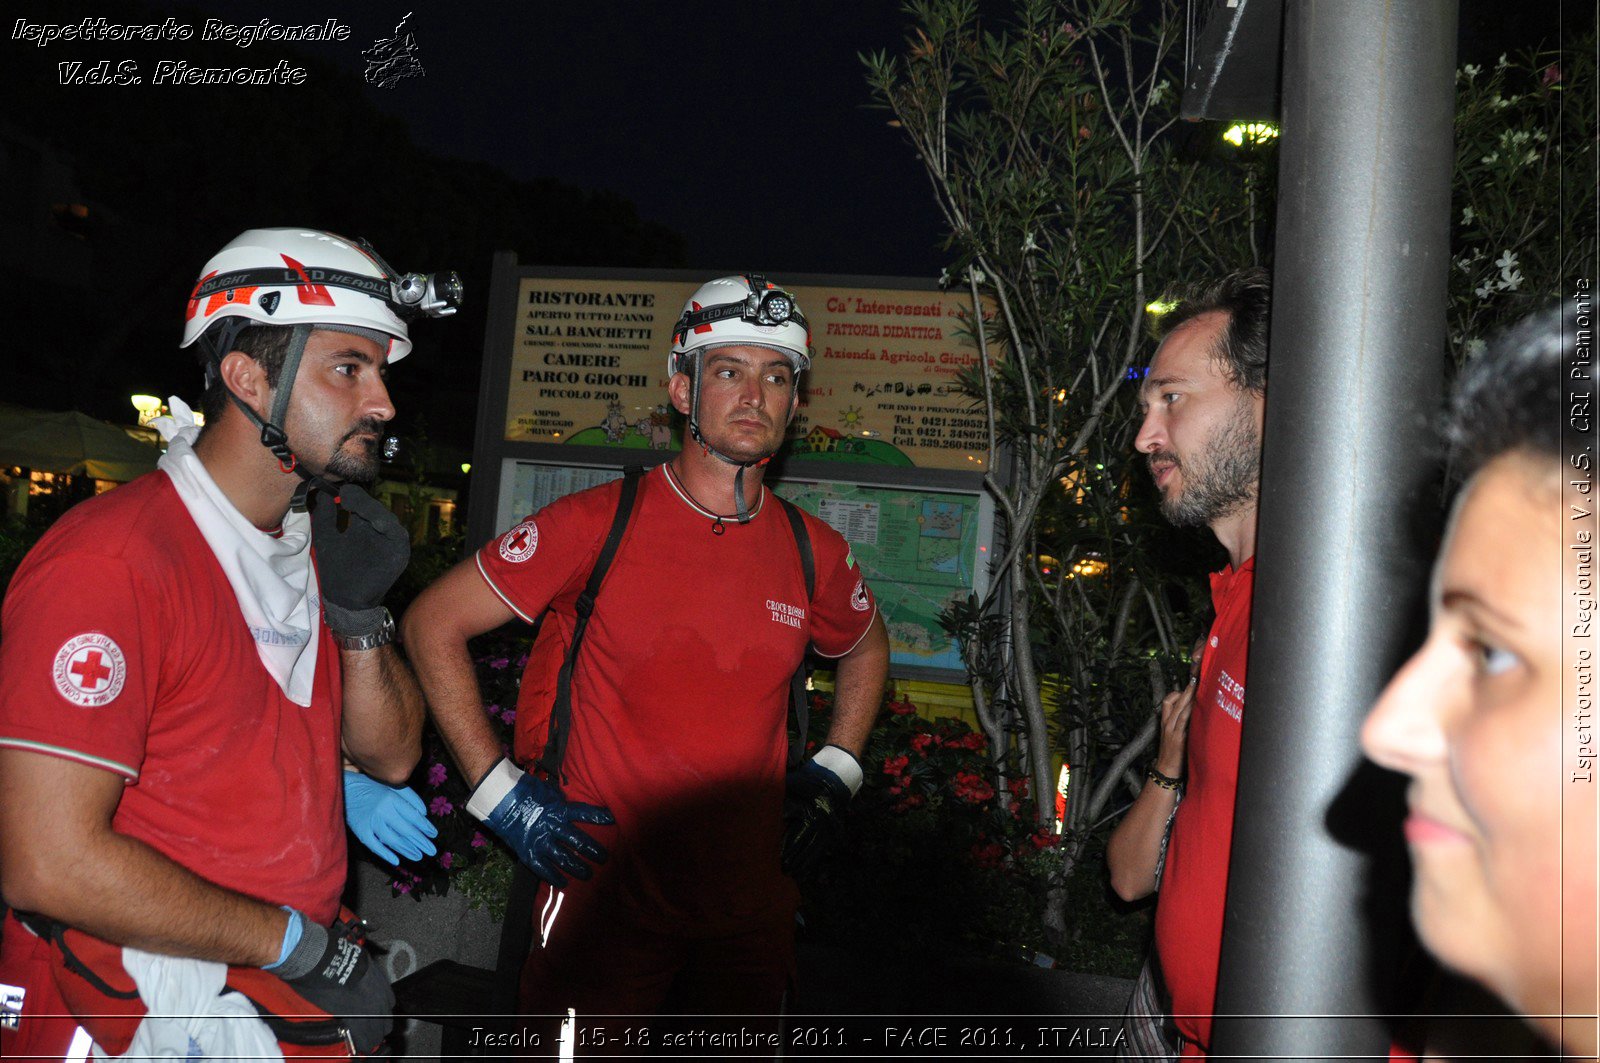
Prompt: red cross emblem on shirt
<box><xmin>53</xmin><ymin>633</ymin><xmax>127</xmax><ymax>707</ymax></box>
<box><xmin>70</xmin><ymin>650</ymin><xmax>112</xmax><ymax>690</ymax></box>
<box><xmin>498</xmin><ymin>519</ymin><xmax>539</xmax><ymax>563</ymax></box>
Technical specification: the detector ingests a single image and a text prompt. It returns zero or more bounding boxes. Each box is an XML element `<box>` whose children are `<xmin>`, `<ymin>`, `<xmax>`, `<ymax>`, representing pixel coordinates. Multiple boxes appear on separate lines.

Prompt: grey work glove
<box><xmin>269</xmin><ymin>910</ymin><xmax>394</xmax><ymax>1054</ymax></box>
<box><xmin>309</xmin><ymin>483</ymin><xmax>409</xmax><ymax>636</ymax></box>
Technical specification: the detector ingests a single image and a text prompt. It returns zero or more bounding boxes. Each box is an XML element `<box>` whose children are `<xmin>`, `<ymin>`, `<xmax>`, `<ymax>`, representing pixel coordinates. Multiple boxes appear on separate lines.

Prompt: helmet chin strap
<box><xmin>685</xmin><ymin>351</ymin><xmax>782</xmax><ymax>525</ymax></box>
<box><xmin>202</xmin><ymin>322</ymin><xmax>342</xmax><ymax>509</ymax></box>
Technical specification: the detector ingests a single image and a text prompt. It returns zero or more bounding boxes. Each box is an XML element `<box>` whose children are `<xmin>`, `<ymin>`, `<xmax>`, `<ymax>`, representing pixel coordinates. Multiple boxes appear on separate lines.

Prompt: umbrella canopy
<box><xmin>0</xmin><ymin>405</ymin><xmax>161</xmax><ymax>482</ymax></box>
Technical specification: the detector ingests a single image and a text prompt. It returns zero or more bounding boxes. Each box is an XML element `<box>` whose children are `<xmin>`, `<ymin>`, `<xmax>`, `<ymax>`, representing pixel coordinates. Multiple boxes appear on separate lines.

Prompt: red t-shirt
<box><xmin>0</xmin><ymin>472</ymin><xmax>346</xmax><ymax>923</ymax></box>
<box><xmin>1153</xmin><ymin>557</ymin><xmax>1254</xmax><ymax>1057</ymax></box>
<box><xmin>477</xmin><ymin>464</ymin><xmax>877</xmax><ymax>932</ymax></box>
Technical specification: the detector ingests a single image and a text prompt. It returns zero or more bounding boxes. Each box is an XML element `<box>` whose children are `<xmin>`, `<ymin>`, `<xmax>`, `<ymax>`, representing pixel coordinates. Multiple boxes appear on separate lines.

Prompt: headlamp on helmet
<box><xmin>668</xmin><ymin>274</ymin><xmax>812</xmax><ymax>381</ymax></box>
<box><xmin>674</xmin><ymin>273</ymin><xmax>808</xmax><ymax>338</ymax></box>
<box><xmin>392</xmin><ymin>269</ymin><xmax>464</xmax><ymax>319</ymax></box>
<box><xmin>189</xmin><ymin>266</ymin><xmax>461</xmax><ymax>323</ymax></box>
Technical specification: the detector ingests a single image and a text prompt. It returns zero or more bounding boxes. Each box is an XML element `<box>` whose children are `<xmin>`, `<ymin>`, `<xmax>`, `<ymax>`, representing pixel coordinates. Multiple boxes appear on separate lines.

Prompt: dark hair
<box><xmin>1156</xmin><ymin>266</ymin><xmax>1272</xmax><ymax>393</ymax></box>
<box><xmin>1446</xmin><ymin>303</ymin><xmax>1577</xmax><ymax>482</ymax></box>
<box><xmin>199</xmin><ymin>324</ymin><xmax>292</xmax><ymax>426</ymax></box>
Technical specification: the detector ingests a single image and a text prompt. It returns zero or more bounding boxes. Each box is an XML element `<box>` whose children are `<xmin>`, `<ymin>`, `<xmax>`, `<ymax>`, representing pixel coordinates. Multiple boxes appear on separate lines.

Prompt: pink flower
<box><xmin>429</xmin><ymin>795</ymin><xmax>454</xmax><ymax>817</ymax></box>
<box><xmin>427</xmin><ymin>762</ymin><xmax>448</xmax><ymax>787</ymax></box>
<box><xmin>471</xmin><ymin>831</ymin><xmax>488</xmax><ymax>849</ymax></box>
<box><xmin>484</xmin><ymin>703</ymin><xmax>502</xmax><ymax>720</ymax></box>
<box><xmin>882</xmin><ymin>754</ymin><xmax>910</xmax><ymax>776</ymax></box>
<box><xmin>887</xmin><ymin>697</ymin><xmax>917</xmax><ymax>716</ymax></box>
<box><xmin>438</xmin><ymin>852</ymin><xmax>454</xmax><ymax>869</ymax></box>
<box><xmin>488</xmin><ymin>657</ymin><xmax>510</xmax><ymax>670</ymax></box>
<box><xmin>393</xmin><ymin>879</ymin><xmax>413</xmax><ymax>895</ymax></box>
<box><xmin>1543</xmin><ymin>63</ymin><xmax>1563</xmax><ymax>86</ymax></box>
<box><xmin>910</xmin><ymin>733</ymin><xmax>936</xmax><ymax>755</ymax></box>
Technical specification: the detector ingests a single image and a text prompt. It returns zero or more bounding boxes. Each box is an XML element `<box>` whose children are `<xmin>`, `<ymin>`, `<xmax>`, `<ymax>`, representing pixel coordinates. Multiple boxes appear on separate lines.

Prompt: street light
<box><xmin>130</xmin><ymin>395</ymin><xmax>162</xmax><ymax>427</ymax></box>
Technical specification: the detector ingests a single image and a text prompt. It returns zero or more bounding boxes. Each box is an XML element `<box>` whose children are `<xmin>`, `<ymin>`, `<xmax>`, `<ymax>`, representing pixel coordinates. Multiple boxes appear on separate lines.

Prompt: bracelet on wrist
<box><xmin>1146</xmin><ymin>765</ymin><xmax>1184</xmax><ymax>792</ymax></box>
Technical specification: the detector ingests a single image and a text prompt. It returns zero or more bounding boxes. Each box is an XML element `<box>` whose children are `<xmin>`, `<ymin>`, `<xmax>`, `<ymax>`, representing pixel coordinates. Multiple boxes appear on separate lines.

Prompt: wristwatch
<box><xmin>331</xmin><ymin>608</ymin><xmax>396</xmax><ymax>652</ymax></box>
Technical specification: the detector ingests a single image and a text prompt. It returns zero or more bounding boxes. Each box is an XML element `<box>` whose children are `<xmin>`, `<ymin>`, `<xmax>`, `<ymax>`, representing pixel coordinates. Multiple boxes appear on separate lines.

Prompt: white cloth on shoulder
<box><xmin>93</xmin><ymin>947</ymin><xmax>282</xmax><ymax>1062</ymax></box>
<box><xmin>151</xmin><ymin>396</ymin><xmax>320</xmax><ymax>706</ymax></box>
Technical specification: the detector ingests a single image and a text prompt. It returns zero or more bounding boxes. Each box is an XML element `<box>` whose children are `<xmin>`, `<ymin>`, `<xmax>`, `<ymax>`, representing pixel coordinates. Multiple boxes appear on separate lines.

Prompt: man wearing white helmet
<box><xmin>0</xmin><ymin>229</ymin><xmax>459</xmax><ymax>1058</ymax></box>
<box><xmin>404</xmin><ymin>274</ymin><xmax>890</xmax><ymax>1027</ymax></box>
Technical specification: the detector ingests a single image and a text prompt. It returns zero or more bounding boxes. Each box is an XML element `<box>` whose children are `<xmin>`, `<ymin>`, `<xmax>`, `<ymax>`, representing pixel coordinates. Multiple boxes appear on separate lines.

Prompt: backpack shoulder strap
<box><xmin>776</xmin><ymin>495</ymin><xmax>815</xmax><ymax>769</ymax></box>
<box><xmin>536</xmin><ymin>466</ymin><xmax>645</xmax><ymax>780</ymax></box>
<box><xmin>776</xmin><ymin>496</ymin><xmax>814</xmax><ymax>600</ymax></box>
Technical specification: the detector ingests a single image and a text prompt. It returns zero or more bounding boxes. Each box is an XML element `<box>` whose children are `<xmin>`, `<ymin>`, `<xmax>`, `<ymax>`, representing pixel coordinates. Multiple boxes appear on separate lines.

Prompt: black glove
<box><xmin>272</xmin><ymin>912</ymin><xmax>394</xmax><ymax>1054</ymax></box>
<box><xmin>781</xmin><ymin>746</ymin><xmax>860</xmax><ymax>878</ymax></box>
<box><xmin>309</xmin><ymin>484</ymin><xmax>410</xmax><ymax>637</ymax></box>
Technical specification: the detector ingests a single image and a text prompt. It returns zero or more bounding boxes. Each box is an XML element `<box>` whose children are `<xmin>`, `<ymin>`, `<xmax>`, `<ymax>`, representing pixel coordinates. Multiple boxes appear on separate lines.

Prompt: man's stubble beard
<box><xmin>321</xmin><ymin>417</ymin><xmax>387</xmax><ymax>486</ymax></box>
<box><xmin>1160</xmin><ymin>397</ymin><xmax>1261</xmax><ymax>528</ymax></box>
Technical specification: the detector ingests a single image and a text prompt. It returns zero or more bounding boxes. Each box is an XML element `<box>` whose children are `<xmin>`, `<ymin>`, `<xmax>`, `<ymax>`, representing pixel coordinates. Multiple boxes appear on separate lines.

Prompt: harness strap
<box><xmin>777</xmin><ymin>497</ymin><xmax>815</xmax><ymax>769</ymax></box>
<box><xmin>536</xmin><ymin>467</ymin><xmax>644</xmax><ymax>781</ymax></box>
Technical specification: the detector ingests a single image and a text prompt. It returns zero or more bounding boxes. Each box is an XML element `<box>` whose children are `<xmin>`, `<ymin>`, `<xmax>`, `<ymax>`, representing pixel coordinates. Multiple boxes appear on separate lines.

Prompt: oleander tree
<box><xmin>1447</xmin><ymin>38</ymin><xmax>1595</xmax><ymax>366</ymax></box>
<box><xmin>865</xmin><ymin>0</ymin><xmax>1264</xmax><ymax>945</ymax></box>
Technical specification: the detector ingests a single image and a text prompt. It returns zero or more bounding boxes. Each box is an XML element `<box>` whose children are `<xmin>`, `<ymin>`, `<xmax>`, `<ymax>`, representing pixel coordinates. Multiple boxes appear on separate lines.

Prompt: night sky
<box><xmin>1</xmin><ymin>0</ymin><xmax>1575</xmax><ymax>459</ymax></box>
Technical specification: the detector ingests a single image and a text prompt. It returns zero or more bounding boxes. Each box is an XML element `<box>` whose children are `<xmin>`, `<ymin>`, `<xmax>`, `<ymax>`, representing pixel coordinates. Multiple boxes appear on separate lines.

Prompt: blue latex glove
<box><xmin>343</xmin><ymin>771</ymin><xmax>438</xmax><ymax>866</ymax></box>
<box><xmin>472</xmin><ymin>759</ymin><xmax>613</xmax><ymax>887</ymax></box>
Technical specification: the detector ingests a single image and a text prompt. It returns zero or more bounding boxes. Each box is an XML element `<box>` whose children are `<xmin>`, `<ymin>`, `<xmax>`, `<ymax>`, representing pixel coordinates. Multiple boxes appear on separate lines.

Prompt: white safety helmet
<box><xmin>179</xmin><ymin>228</ymin><xmax>453</xmax><ymax>362</ymax></box>
<box><xmin>668</xmin><ymin>274</ymin><xmax>811</xmax><ymax>378</ymax></box>
<box><xmin>177</xmin><ymin>227</ymin><xmax>461</xmax><ymax>494</ymax></box>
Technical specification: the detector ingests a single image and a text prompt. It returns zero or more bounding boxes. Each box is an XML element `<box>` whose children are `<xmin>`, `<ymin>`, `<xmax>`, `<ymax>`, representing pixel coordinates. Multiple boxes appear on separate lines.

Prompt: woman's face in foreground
<box><xmin>1362</xmin><ymin>452</ymin><xmax>1596</xmax><ymax>1056</ymax></box>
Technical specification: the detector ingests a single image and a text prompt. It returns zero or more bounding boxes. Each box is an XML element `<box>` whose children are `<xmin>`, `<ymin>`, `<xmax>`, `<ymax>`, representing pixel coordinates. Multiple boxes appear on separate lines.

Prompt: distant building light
<box><xmin>460</xmin><ymin>462</ymin><xmax>472</xmax><ymax>474</ymax></box>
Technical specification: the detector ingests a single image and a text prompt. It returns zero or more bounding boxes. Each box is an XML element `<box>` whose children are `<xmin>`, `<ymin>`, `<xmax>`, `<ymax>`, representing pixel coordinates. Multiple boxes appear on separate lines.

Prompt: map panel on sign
<box><xmin>773</xmin><ymin>480</ymin><xmax>985</xmax><ymax>675</ymax></box>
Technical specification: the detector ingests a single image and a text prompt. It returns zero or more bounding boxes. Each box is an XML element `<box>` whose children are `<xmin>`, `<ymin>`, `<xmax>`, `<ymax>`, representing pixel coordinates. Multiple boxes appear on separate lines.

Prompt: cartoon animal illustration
<box><xmin>634</xmin><ymin>404</ymin><xmax>674</xmax><ymax>449</ymax></box>
<box><xmin>601</xmin><ymin>401</ymin><xmax>628</xmax><ymax>443</ymax></box>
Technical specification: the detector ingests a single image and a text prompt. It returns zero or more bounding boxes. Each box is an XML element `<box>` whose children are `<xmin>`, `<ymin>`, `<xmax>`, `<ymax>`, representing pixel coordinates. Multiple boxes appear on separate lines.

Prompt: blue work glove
<box><xmin>343</xmin><ymin>771</ymin><xmax>438</xmax><ymax>866</ymax></box>
<box><xmin>466</xmin><ymin>757</ymin><xmax>613</xmax><ymax>888</ymax></box>
<box><xmin>781</xmin><ymin>745</ymin><xmax>863</xmax><ymax>878</ymax></box>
